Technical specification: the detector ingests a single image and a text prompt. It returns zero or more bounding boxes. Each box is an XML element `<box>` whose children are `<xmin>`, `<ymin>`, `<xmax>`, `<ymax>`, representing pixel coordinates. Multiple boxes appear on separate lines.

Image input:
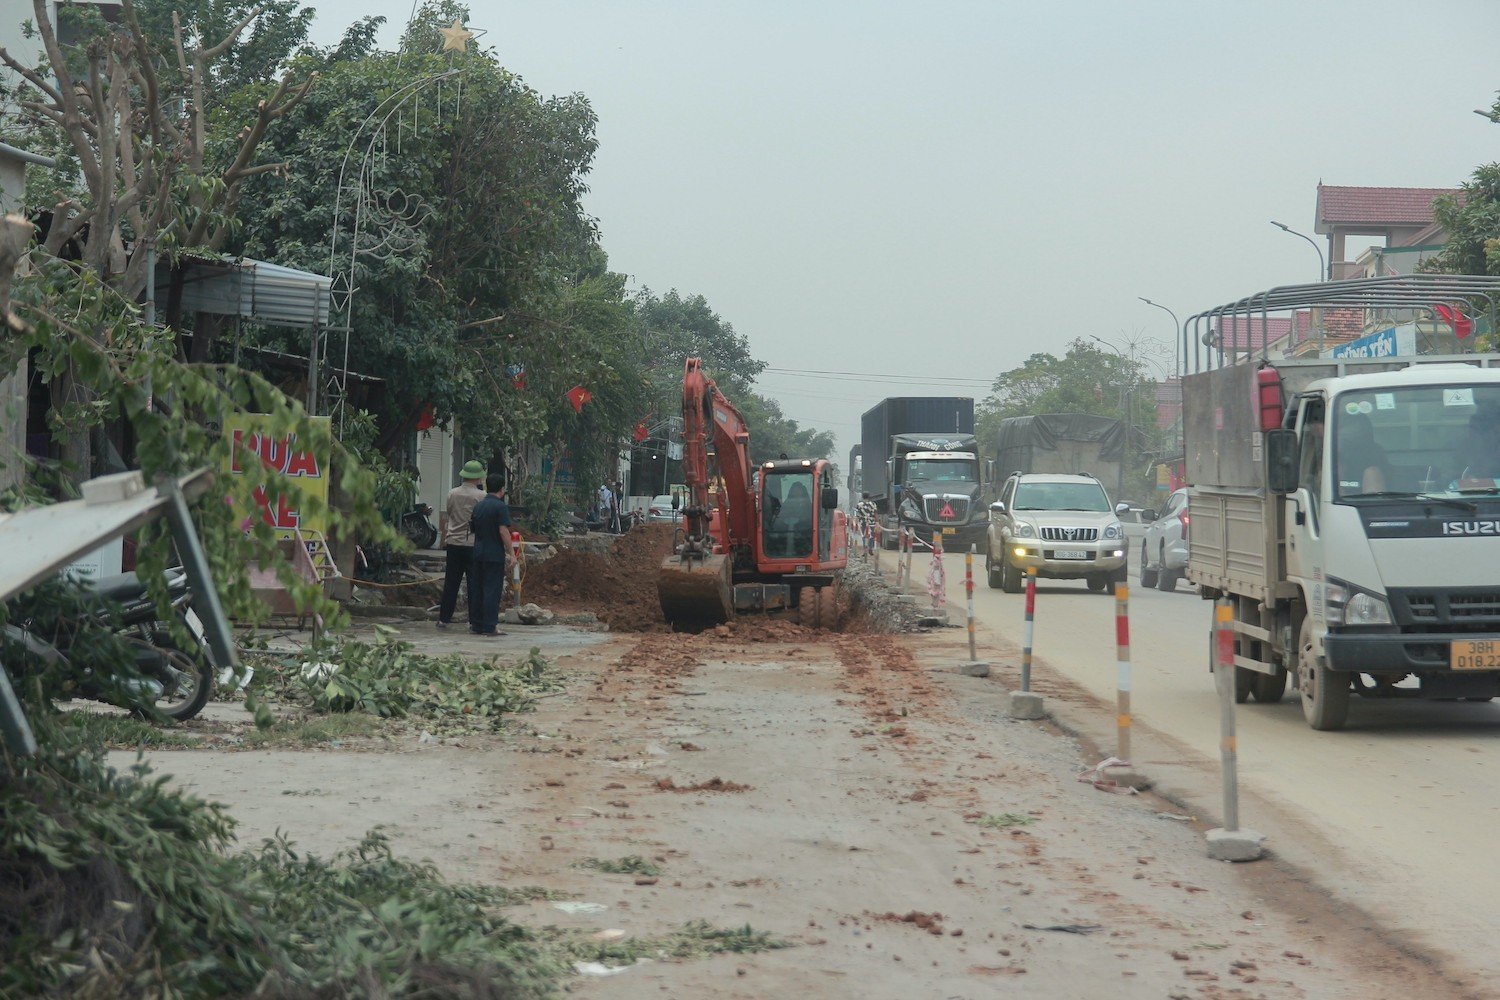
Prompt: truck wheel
<box><xmin>1001</xmin><ymin>555</ymin><xmax>1023</xmax><ymax>594</ymax></box>
<box><xmin>1138</xmin><ymin>541</ymin><xmax>1159</xmax><ymax>588</ymax></box>
<box><xmin>1251</xmin><ymin>667</ymin><xmax>1288</xmax><ymax>703</ymax></box>
<box><xmin>986</xmin><ymin>554</ymin><xmax>1003</xmax><ymax>590</ymax></box>
<box><xmin>1234</xmin><ymin>667</ymin><xmax>1254</xmax><ymax>704</ymax></box>
<box><xmin>1298</xmin><ymin>616</ymin><xmax>1350</xmax><ymax>730</ymax></box>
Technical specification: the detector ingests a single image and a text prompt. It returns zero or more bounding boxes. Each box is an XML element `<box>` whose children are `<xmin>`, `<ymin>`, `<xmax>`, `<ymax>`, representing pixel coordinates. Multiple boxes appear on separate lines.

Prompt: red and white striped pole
<box><xmin>1115</xmin><ymin>581</ymin><xmax>1132</xmax><ymax>764</ymax></box>
<box><xmin>929</xmin><ymin>529</ymin><xmax>946</xmax><ymax>612</ymax></box>
<box><xmin>1021</xmin><ymin>567</ymin><xmax>1036</xmax><ymax>692</ymax></box>
<box><xmin>1215</xmin><ymin>598</ymin><xmax>1239</xmax><ymax>831</ymax></box>
<box><xmin>965</xmin><ymin>544</ymin><xmax>978</xmax><ymax>662</ymax></box>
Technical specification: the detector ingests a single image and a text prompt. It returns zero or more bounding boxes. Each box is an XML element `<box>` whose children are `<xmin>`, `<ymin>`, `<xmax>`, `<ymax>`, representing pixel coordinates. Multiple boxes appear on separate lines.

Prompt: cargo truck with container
<box><xmin>858</xmin><ymin>397</ymin><xmax>990</xmax><ymax>548</ymax></box>
<box><xmin>1183</xmin><ymin>275</ymin><xmax>1500</xmax><ymax>730</ymax></box>
<box><xmin>993</xmin><ymin>413</ymin><xmax>1142</xmax><ymax>503</ymax></box>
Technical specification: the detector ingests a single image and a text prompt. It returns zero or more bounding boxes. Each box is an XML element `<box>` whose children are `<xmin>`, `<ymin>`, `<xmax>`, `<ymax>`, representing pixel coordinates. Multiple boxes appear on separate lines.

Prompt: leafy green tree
<box><xmin>979</xmin><ymin>338</ymin><xmax>1166</xmax><ymax>498</ymax></box>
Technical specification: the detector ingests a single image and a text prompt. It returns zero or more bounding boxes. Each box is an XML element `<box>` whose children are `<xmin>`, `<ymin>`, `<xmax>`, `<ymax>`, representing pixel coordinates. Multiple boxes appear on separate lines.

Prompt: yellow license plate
<box><xmin>941</xmin><ymin>527</ymin><xmax>956</xmax><ymax>535</ymax></box>
<box><xmin>1451</xmin><ymin>639</ymin><xmax>1500</xmax><ymax>671</ymax></box>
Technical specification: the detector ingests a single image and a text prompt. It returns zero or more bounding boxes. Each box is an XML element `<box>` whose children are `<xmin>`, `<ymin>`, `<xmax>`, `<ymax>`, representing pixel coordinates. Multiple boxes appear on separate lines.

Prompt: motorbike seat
<box><xmin>88</xmin><ymin>571</ymin><xmax>148</xmax><ymax>603</ymax></box>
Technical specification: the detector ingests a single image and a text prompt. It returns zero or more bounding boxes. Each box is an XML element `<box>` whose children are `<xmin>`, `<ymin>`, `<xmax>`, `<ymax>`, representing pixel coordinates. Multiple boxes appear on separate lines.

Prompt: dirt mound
<box><xmin>654</xmin><ymin>777</ymin><xmax>750</xmax><ymax>793</ymax></box>
<box><xmin>526</xmin><ymin>525</ymin><xmax>676</xmax><ymax>632</ymax></box>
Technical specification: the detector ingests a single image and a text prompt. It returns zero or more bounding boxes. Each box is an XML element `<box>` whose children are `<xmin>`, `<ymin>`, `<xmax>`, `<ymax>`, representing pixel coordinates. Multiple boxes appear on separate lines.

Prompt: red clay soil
<box><xmin>525</xmin><ymin>524</ymin><xmax>676</xmax><ymax>632</ymax></box>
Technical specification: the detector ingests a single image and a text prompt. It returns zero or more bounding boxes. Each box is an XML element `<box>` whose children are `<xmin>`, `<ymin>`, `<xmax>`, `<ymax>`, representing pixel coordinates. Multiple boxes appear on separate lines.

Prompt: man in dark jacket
<box><xmin>469</xmin><ymin>473</ymin><xmax>513</xmax><ymax>636</ymax></box>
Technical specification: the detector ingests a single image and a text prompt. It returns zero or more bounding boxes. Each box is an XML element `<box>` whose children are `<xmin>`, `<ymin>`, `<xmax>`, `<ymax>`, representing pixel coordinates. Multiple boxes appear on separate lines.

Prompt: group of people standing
<box><xmin>597</xmin><ymin>479</ymin><xmax>624</xmax><ymax>533</ymax></box>
<box><xmin>437</xmin><ymin>460</ymin><xmax>512</xmax><ymax>636</ymax></box>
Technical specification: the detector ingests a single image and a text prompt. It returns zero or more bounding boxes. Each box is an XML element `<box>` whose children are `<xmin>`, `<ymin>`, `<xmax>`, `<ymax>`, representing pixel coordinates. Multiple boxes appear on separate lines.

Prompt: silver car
<box><xmin>646</xmin><ymin>494</ymin><xmax>681</xmax><ymax>523</ymax></box>
<box><xmin>985</xmin><ymin>473</ymin><xmax>1128</xmax><ymax>594</ymax></box>
<box><xmin>1139</xmin><ymin>488</ymin><xmax>1189</xmax><ymax>592</ymax></box>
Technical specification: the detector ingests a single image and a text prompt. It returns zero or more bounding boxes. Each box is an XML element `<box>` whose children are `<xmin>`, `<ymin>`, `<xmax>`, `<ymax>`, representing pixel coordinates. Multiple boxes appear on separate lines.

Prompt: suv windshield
<box><xmin>906</xmin><ymin>459</ymin><xmax>975</xmax><ymax>482</ymax></box>
<box><xmin>1334</xmin><ymin>384</ymin><xmax>1500</xmax><ymax>499</ymax></box>
<box><xmin>1013</xmin><ymin>481</ymin><xmax>1110</xmax><ymax>512</ymax></box>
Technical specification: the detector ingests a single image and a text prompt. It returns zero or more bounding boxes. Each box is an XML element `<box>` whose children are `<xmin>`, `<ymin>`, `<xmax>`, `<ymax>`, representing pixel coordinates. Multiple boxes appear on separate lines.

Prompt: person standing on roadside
<box><xmin>610</xmin><ymin>479</ymin><xmax>624</xmax><ymax>533</ymax></box>
<box><xmin>469</xmin><ymin>473</ymin><xmax>513</xmax><ymax>636</ymax></box>
<box><xmin>437</xmin><ymin>460</ymin><xmax>487</xmax><ymax>630</ymax></box>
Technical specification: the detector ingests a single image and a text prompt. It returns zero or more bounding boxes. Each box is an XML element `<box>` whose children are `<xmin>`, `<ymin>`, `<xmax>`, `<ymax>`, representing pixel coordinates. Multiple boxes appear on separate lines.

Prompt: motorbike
<box><xmin>2</xmin><ymin>567</ymin><xmax>217</xmax><ymax>722</ymax></box>
<box><xmin>399</xmin><ymin>502</ymin><xmax>439</xmax><ymax>550</ymax></box>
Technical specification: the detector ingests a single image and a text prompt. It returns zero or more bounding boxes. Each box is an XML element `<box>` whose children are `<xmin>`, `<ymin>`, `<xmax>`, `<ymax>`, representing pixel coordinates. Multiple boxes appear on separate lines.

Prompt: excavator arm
<box><xmin>659</xmin><ymin>358</ymin><xmax>754</xmax><ymax>625</ymax></box>
<box><xmin>680</xmin><ymin>358</ymin><xmax>754</xmax><ymax>557</ymax></box>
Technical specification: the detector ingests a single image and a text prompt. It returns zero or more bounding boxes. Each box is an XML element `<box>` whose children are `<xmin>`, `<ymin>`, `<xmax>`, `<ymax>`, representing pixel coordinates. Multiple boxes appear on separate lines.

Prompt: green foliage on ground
<box><xmin>249</xmin><ymin>627</ymin><xmax>558</xmax><ymax>728</ymax></box>
<box><xmin>574</xmin><ymin>855</ymin><xmax>661</xmax><ymax>876</ymax></box>
<box><xmin>0</xmin><ymin>717</ymin><xmax>559</xmax><ymax>997</ymax></box>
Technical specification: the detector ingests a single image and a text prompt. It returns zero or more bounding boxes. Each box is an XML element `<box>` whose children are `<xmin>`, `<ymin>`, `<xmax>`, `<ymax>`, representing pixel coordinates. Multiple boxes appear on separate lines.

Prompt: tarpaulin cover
<box><xmin>994</xmin><ymin>413</ymin><xmax>1145</xmax><ymax>467</ymax></box>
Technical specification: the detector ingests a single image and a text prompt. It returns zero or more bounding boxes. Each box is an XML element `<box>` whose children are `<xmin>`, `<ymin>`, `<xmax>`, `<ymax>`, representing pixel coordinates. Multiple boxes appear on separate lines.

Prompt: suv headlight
<box><xmin>1326</xmin><ymin>579</ymin><xmax>1392</xmax><ymax>626</ymax></box>
<box><xmin>1102</xmin><ymin>521</ymin><xmax>1123</xmax><ymax>540</ymax></box>
<box><xmin>1012</xmin><ymin>522</ymin><xmax>1035</xmax><ymax>538</ymax></box>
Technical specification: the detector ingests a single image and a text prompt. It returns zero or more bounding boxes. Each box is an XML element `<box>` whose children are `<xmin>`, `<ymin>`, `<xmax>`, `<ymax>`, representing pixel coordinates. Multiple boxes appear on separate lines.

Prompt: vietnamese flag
<box><xmin>1435</xmin><ymin>303</ymin><xmax>1474</xmax><ymax>339</ymax></box>
<box><xmin>633</xmin><ymin>420</ymin><xmax>649</xmax><ymax>442</ymax></box>
<box><xmin>565</xmin><ymin>385</ymin><xmax>593</xmax><ymax>413</ymax></box>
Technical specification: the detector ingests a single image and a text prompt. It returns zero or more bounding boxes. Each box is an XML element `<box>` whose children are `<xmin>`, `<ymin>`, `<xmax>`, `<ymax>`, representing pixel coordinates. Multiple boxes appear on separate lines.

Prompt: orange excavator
<box><xmin>657</xmin><ymin>358</ymin><xmax>847</xmax><ymax>628</ymax></box>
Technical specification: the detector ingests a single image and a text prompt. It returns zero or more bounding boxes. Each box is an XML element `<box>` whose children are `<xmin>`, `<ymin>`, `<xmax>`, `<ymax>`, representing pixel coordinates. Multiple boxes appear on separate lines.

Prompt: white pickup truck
<box><xmin>1186</xmin><ymin>354</ymin><xmax>1500</xmax><ymax>730</ymax></box>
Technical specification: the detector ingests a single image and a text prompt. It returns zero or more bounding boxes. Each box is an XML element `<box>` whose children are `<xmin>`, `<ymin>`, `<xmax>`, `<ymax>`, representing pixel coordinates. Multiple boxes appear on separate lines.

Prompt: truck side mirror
<box><xmin>821</xmin><ymin>486</ymin><xmax>838</xmax><ymax>510</ymax></box>
<box><xmin>1266</xmin><ymin>429</ymin><xmax>1300</xmax><ymax>494</ymax></box>
<box><xmin>985</xmin><ymin>459</ymin><xmax>996</xmax><ymax>484</ymax></box>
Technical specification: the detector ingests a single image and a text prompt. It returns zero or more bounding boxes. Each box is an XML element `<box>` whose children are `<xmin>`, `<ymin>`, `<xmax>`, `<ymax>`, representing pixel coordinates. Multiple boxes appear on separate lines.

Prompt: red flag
<box><xmin>415</xmin><ymin>403</ymin><xmax>435</xmax><ymax>431</ymax></box>
<box><xmin>632</xmin><ymin>421</ymin><xmax>649</xmax><ymax>442</ymax></box>
<box><xmin>565</xmin><ymin>385</ymin><xmax>592</xmax><ymax>413</ymax></box>
<box><xmin>1435</xmin><ymin>303</ymin><xmax>1474</xmax><ymax>339</ymax></box>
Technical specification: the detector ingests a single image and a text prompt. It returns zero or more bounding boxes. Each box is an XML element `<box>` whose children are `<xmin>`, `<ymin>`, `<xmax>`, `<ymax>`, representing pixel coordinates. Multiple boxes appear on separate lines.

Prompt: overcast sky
<box><xmin>307</xmin><ymin>1</ymin><xmax>1500</xmax><ymax>459</ymax></box>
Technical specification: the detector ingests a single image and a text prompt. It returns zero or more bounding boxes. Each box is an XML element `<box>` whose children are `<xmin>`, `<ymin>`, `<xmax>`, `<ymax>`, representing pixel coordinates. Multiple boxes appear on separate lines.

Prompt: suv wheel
<box><xmin>1001</xmin><ymin>552</ymin><xmax>1023</xmax><ymax>594</ymax></box>
<box><xmin>1155</xmin><ymin>544</ymin><xmax>1178</xmax><ymax>592</ymax></box>
<box><xmin>986</xmin><ymin>551</ymin><xmax>1003</xmax><ymax>589</ymax></box>
<box><xmin>1138</xmin><ymin>540</ymin><xmax>1158</xmax><ymax>588</ymax></box>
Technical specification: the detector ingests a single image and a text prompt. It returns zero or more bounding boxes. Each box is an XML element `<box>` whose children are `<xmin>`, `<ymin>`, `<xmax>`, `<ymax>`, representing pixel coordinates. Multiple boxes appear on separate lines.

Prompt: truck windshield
<box><xmin>906</xmin><ymin>460</ymin><xmax>975</xmax><ymax>482</ymax></box>
<box><xmin>762</xmin><ymin>471</ymin><xmax>815</xmax><ymax>557</ymax></box>
<box><xmin>1334</xmin><ymin>384</ymin><xmax>1500</xmax><ymax>499</ymax></box>
<box><xmin>1013</xmin><ymin>482</ymin><xmax>1110</xmax><ymax>511</ymax></box>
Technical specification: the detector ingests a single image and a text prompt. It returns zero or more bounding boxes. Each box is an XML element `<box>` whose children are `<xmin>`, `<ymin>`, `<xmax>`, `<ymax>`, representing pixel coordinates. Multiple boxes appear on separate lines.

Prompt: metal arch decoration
<box><xmin>320</xmin><ymin>68</ymin><xmax>463</xmax><ymax>429</ymax></box>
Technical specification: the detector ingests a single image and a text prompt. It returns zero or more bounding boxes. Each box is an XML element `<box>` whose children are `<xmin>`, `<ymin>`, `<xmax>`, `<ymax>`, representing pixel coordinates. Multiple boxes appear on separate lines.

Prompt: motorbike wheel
<box><xmin>404</xmin><ymin>516</ymin><xmax>439</xmax><ymax>550</ymax></box>
<box><xmin>128</xmin><ymin>631</ymin><xmax>214</xmax><ymax>722</ymax></box>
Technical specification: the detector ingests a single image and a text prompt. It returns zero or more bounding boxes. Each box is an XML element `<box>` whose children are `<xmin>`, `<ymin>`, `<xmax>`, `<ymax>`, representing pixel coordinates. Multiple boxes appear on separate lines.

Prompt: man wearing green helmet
<box><xmin>437</xmin><ymin>460</ymin><xmax>487</xmax><ymax>629</ymax></box>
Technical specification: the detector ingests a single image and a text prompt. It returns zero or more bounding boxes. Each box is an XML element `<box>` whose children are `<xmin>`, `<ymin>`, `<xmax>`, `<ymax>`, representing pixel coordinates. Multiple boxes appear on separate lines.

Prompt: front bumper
<box><xmin>902</xmin><ymin>519</ymin><xmax>987</xmax><ymax>548</ymax></box>
<box><xmin>1005</xmin><ymin>541</ymin><xmax>1127</xmax><ymax>579</ymax></box>
<box><xmin>1324</xmin><ymin>630</ymin><xmax>1500</xmax><ymax>674</ymax></box>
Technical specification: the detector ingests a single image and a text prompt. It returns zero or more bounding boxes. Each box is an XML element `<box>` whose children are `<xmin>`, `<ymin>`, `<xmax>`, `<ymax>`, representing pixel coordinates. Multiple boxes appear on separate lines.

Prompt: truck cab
<box><xmin>1189</xmin><ymin>354</ymin><xmax>1500</xmax><ymax>730</ymax></box>
<box><xmin>895</xmin><ymin>448</ymin><xmax>989</xmax><ymax>547</ymax></box>
<box><xmin>1273</xmin><ymin>364</ymin><xmax>1500</xmax><ymax>724</ymax></box>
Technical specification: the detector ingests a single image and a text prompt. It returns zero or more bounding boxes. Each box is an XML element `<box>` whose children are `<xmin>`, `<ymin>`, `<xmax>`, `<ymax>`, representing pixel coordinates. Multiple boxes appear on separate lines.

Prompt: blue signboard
<box><xmin>1331</xmin><ymin>325</ymin><xmax>1416</xmax><ymax>360</ymax></box>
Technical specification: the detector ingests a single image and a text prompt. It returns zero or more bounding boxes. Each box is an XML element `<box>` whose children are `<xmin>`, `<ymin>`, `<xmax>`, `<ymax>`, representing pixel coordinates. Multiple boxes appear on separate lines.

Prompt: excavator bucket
<box><xmin>658</xmin><ymin>551</ymin><xmax>733</xmax><ymax>627</ymax></box>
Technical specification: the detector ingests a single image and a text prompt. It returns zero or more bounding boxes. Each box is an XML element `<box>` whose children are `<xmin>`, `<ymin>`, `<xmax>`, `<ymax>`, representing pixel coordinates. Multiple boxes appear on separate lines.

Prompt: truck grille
<box><xmin>1392</xmin><ymin>589</ymin><xmax>1500</xmax><ymax>631</ymax></box>
<box><xmin>1040</xmin><ymin>526</ymin><xmax>1098</xmax><ymax>542</ymax></box>
<box><xmin>924</xmin><ymin>497</ymin><xmax>969</xmax><ymax>522</ymax></box>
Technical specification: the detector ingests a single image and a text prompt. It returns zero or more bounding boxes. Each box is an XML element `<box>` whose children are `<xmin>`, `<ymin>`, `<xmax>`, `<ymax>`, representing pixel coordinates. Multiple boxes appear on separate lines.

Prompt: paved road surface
<box><xmin>921</xmin><ymin>546</ymin><xmax>1500</xmax><ymax>985</ymax></box>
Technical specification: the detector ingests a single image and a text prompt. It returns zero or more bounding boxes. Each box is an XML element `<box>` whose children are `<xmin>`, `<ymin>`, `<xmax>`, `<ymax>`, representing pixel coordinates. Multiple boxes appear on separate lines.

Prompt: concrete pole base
<box><xmin>917</xmin><ymin>611</ymin><xmax>950</xmax><ymax>627</ymax></box>
<box><xmin>1206</xmin><ymin>827</ymin><xmax>1266</xmax><ymax>862</ymax></box>
<box><xmin>1007</xmin><ymin>691</ymin><xmax>1045</xmax><ymax>720</ymax></box>
<box><xmin>1105</xmin><ymin>767</ymin><xmax>1152</xmax><ymax>791</ymax></box>
<box><xmin>956</xmin><ymin>660</ymin><xmax>990</xmax><ymax>677</ymax></box>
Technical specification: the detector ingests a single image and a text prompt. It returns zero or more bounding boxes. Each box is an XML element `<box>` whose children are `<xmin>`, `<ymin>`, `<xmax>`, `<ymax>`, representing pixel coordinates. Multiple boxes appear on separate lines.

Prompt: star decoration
<box><xmin>438</xmin><ymin>19</ymin><xmax>475</xmax><ymax>53</ymax></box>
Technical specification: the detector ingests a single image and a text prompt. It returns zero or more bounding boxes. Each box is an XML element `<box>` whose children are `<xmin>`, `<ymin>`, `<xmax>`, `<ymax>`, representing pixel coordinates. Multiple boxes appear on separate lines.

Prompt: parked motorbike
<box><xmin>399</xmin><ymin>503</ymin><xmax>439</xmax><ymax>549</ymax></box>
<box><xmin>2</xmin><ymin>567</ymin><xmax>217</xmax><ymax>722</ymax></box>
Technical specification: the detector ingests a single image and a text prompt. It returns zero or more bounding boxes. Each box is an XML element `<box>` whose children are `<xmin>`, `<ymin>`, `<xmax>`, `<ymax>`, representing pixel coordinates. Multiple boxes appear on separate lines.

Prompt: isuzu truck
<box><xmin>1184</xmin><ymin>279</ymin><xmax>1500</xmax><ymax>729</ymax></box>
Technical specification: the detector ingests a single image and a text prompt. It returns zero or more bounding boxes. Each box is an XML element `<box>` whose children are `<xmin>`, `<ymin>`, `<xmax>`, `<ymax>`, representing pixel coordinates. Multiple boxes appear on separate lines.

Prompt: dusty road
<box><xmin>927</xmin><ymin>546</ymin><xmax>1500</xmax><ymax>991</ymax></box>
<box><xmin>123</xmin><ymin>612</ymin><xmax>1476</xmax><ymax>998</ymax></box>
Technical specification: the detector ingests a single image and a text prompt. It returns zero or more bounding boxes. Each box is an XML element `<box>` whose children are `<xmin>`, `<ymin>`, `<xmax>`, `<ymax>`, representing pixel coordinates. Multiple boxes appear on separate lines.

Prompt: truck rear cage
<box><xmin>1180</xmin><ymin>274</ymin><xmax>1500</xmax><ymax>376</ymax></box>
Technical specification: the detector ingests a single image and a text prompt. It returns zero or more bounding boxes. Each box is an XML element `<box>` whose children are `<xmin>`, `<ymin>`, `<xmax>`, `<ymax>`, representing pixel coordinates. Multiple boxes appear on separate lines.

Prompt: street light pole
<box><xmin>1138</xmin><ymin>297</ymin><xmax>1180</xmax><ymax>379</ymax></box>
<box><xmin>1271</xmin><ymin>221</ymin><xmax>1327</xmax><ymax>282</ymax></box>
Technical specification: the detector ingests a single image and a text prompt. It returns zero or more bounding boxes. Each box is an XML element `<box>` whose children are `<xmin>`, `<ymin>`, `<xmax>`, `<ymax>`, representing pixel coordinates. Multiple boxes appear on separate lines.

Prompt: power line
<box><xmin>760</xmin><ymin>367</ymin><xmax>993</xmax><ymax>387</ymax></box>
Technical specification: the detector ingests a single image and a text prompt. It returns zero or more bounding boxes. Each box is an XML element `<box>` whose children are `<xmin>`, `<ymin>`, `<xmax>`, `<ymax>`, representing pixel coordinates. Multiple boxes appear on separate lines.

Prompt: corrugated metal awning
<box><xmin>167</xmin><ymin>256</ymin><xmax>331</xmax><ymax>329</ymax></box>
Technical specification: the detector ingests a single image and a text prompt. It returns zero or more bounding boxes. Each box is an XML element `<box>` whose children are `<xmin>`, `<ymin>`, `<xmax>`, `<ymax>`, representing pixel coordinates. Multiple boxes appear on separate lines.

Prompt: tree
<box><xmin>978</xmin><ymin>338</ymin><xmax>1166</xmax><ymax>498</ymax></box>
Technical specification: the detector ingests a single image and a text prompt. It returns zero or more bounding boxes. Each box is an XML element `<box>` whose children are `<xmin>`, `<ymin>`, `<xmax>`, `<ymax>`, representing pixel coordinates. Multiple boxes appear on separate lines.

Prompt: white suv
<box><xmin>985</xmin><ymin>473</ymin><xmax>1128</xmax><ymax>594</ymax></box>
